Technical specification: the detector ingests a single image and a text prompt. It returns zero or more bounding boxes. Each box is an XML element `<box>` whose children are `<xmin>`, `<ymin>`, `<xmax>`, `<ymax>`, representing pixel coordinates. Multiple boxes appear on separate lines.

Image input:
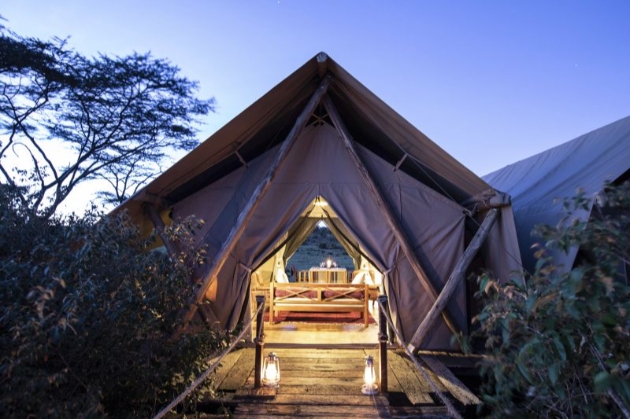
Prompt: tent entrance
<box><xmin>288</xmin><ymin>224</ymin><xmax>355</xmax><ymax>283</ymax></box>
<box><xmin>248</xmin><ymin>197</ymin><xmax>383</xmax><ymax>345</ymax></box>
<box><xmin>248</xmin><ymin>195</ymin><xmax>383</xmax><ymax>294</ymax></box>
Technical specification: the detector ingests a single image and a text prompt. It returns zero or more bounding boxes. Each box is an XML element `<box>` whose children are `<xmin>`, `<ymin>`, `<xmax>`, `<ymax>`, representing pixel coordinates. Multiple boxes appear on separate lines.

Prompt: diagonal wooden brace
<box><xmin>144</xmin><ymin>202</ymin><xmax>222</xmax><ymax>331</ymax></box>
<box><xmin>323</xmin><ymin>96</ymin><xmax>460</xmax><ymax>339</ymax></box>
<box><xmin>407</xmin><ymin>208</ymin><xmax>499</xmax><ymax>353</ymax></box>
<box><xmin>143</xmin><ymin>202</ymin><xmax>180</xmax><ymax>257</ymax></box>
<box><xmin>172</xmin><ymin>74</ymin><xmax>333</xmax><ymax>338</ymax></box>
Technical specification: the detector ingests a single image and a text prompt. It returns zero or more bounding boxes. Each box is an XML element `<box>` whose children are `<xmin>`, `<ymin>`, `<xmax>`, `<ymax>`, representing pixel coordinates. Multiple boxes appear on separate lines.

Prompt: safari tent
<box><xmin>483</xmin><ymin>115</ymin><xmax>630</xmax><ymax>275</ymax></box>
<box><xmin>115</xmin><ymin>53</ymin><xmax>521</xmax><ymax>351</ymax></box>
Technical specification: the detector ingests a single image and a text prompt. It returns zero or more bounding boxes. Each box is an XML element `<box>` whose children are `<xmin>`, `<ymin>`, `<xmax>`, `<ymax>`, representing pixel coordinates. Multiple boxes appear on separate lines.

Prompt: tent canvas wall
<box><xmin>115</xmin><ymin>53</ymin><xmax>521</xmax><ymax>351</ymax></box>
<box><xmin>483</xmin><ymin>115</ymin><xmax>630</xmax><ymax>274</ymax></box>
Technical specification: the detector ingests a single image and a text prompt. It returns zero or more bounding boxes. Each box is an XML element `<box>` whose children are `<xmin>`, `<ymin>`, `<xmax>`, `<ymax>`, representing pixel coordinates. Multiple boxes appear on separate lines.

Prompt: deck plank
<box><xmin>362</xmin><ymin>348</ymin><xmax>405</xmax><ymax>394</ymax></box>
<box><xmin>210</xmin><ymin>348</ymin><xmax>246</xmax><ymax>391</ymax></box>
<box><xmin>388</xmin><ymin>351</ymin><xmax>434</xmax><ymax>404</ymax></box>
<box><xmin>421</xmin><ymin>355</ymin><xmax>481</xmax><ymax>405</ymax></box>
<box><xmin>276</xmin><ymin>384</ymin><xmax>366</xmax><ymax>396</ymax></box>
<box><xmin>219</xmin><ymin>348</ymin><xmax>255</xmax><ymax>391</ymax></box>
<box><xmin>237</xmin><ymin>394</ymin><xmax>389</xmax><ymax>406</ymax></box>
<box><xmin>269</xmin><ymin>348</ymin><xmax>368</xmax><ymax>359</ymax></box>
<box><xmin>233</xmin><ymin>402</ymin><xmax>448</xmax><ymax>418</ymax></box>
<box><xmin>234</xmin><ymin>403</ymin><xmax>390</xmax><ymax>417</ymax></box>
<box><xmin>392</xmin><ymin>350</ymin><xmax>448</xmax><ymax>393</ymax></box>
<box><xmin>217</xmin><ymin>347</ymin><xmax>467</xmax><ymax>418</ymax></box>
<box><xmin>388</xmin><ymin>404</ymin><xmax>450</xmax><ymax>416</ymax></box>
<box><xmin>280</xmin><ymin>358</ymin><xmax>364</xmax><ymax>371</ymax></box>
<box><xmin>277</xmin><ymin>370</ymin><xmax>365</xmax><ymax>379</ymax></box>
<box><xmin>271</xmin><ymin>376</ymin><xmax>364</xmax><ymax>386</ymax></box>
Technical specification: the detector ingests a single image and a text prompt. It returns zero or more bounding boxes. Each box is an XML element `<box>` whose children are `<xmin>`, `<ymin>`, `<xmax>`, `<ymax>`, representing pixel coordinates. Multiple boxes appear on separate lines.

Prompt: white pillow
<box><xmin>276</xmin><ymin>269</ymin><xmax>289</xmax><ymax>283</ymax></box>
<box><xmin>351</xmin><ymin>270</ymin><xmax>373</xmax><ymax>285</ymax></box>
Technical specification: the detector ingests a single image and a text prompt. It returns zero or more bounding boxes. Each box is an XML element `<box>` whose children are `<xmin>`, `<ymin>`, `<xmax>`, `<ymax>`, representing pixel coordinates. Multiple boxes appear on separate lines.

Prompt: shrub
<box><xmin>0</xmin><ymin>189</ymin><xmax>229</xmax><ymax>417</ymax></box>
<box><xmin>472</xmin><ymin>183</ymin><xmax>630</xmax><ymax>418</ymax></box>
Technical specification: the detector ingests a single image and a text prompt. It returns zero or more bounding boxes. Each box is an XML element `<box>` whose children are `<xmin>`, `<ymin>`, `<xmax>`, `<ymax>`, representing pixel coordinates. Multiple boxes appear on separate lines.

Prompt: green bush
<box><xmin>0</xmin><ymin>188</ymin><xmax>229</xmax><ymax>417</ymax></box>
<box><xmin>472</xmin><ymin>183</ymin><xmax>630</xmax><ymax>418</ymax></box>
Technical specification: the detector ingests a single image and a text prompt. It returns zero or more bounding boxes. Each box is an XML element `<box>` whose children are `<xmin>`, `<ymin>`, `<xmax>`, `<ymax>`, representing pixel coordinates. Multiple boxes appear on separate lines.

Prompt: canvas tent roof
<box><xmin>115</xmin><ymin>52</ymin><xmax>522</xmax><ymax>351</ymax></box>
<box><xmin>120</xmin><ymin>53</ymin><xmax>497</xmax><ymax>227</ymax></box>
<box><xmin>483</xmin><ymin>115</ymin><xmax>630</xmax><ymax>273</ymax></box>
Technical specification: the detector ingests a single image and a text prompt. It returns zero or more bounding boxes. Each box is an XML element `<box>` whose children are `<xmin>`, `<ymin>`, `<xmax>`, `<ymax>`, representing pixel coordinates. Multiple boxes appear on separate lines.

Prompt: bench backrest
<box><xmin>270</xmin><ymin>282</ymin><xmax>368</xmax><ymax>302</ymax></box>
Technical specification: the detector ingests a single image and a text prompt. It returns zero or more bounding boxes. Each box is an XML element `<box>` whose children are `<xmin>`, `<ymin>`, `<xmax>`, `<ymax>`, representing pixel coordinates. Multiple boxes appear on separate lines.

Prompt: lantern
<box><xmin>326</xmin><ymin>258</ymin><xmax>332</xmax><ymax>268</ymax></box>
<box><xmin>262</xmin><ymin>352</ymin><xmax>280</xmax><ymax>387</ymax></box>
<box><xmin>361</xmin><ymin>355</ymin><xmax>378</xmax><ymax>394</ymax></box>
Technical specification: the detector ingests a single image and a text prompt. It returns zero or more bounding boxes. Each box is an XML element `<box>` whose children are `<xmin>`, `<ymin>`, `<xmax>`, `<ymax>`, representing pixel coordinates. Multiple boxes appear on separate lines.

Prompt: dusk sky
<box><xmin>3</xmin><ymin>1</ymin><xmax>630</xmax><ymax>211</ymax></box>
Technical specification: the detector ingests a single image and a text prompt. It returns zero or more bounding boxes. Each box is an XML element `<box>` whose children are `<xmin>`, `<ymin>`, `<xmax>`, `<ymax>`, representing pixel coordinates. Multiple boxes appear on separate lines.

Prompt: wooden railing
<box><xmin>377</xmin><ymin>295</ymin><xmax>389</xmax><ymax>393</ymax></box>
<box><xmin>153</xmin><ymin>301</ymin><xmax>265</xmax><ymax>419</ymax></box>
<box><xmin>376</xmin><ymin>297</ymin><xmax>463</xmax><ymax>419</ymax></box>
<box><xmin>254</xmin><ymin>295</ymin><xmax>265</xmax><ymax>388</ymax></box>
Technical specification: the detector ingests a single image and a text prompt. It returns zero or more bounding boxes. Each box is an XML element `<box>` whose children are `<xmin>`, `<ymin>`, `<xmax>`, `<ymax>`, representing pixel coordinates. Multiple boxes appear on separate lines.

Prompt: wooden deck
<box><xmin>198</xmin><ymin>347</ymin><xmax>480</xmax><ymax>418</ymax></box>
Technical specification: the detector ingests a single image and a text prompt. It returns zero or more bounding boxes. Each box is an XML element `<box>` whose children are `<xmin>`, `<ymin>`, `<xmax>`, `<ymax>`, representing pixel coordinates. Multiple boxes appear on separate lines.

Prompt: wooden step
<box><xmin>211</xmin><ymin>347</ymin><xmax>465</xmax><ymax>418</ymax></box>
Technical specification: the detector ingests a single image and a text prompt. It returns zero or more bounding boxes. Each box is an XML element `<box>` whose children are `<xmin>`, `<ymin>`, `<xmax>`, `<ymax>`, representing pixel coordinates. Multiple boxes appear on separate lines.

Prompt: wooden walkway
<box><xmin>200</xmin><ymin>347</ymin><xmax>479</xmax><ymax>418</ymax></box>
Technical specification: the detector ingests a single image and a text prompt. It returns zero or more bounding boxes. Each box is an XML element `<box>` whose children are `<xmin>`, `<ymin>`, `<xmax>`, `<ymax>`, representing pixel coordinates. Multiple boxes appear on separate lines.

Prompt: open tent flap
<box><xmin>171</xmin><ymin>123</ymin><xmax>475</xmax><ymax>350</ymax></box>
<box><xmin>281</xmin><ymin>217</ymin><xmax>320</xmax><ymax>264</ymax></box>
<box><xmin>322</xmin><ymin>217</ymin><xmax>363</xmax><ymax>272</ymax></box>
<box><xmin>481</xmin><ymin>205</ymin><xmax>527</xmax><ymax>280</ymax></box>
<box><xmin>265</xmin><ymin>198</ymin><xmax>384</xmax><ymax>286</ymax></box>
<box><xmin>250</xmin><ymin>197</ymin><xmax>368</xmax><ymax>282</ymax></box>
<box><xmin>270</xmin><ymin>201</ymin><xmax>372</xmax><ymax>277</ymax></box>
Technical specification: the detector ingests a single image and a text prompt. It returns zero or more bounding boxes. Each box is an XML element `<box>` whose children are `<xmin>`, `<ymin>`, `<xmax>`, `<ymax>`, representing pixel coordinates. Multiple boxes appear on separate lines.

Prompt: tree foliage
<box><xmin>473</xmin><ymin>182</ymin><xmax>630</xmax><ymax>418</ymax></box>
<box><xmin>0</xmin><ymin>190</ymin><xmax>229</xmax><ymax>417</ymax></box>
<box><xmin>0</xmin><ymin>25</ymin><xmax>214</xmax><ymax>218</ymax></box>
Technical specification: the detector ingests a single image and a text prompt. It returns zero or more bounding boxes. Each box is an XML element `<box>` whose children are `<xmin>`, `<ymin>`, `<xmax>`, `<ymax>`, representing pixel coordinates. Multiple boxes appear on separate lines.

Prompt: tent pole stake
<box><xmin>143</xmin><ymin>203</ymin><xmax>180</xmax><ymax>258</ymax></box>
<box><xmin>254</xmin><ymin>295</ymin><xmax>266</xmax><ymax>388</ymax></box>
<box><xmin>378</xmin><ymin>294</ymin><xmax>389</xmax><ymax>393</ymax></box>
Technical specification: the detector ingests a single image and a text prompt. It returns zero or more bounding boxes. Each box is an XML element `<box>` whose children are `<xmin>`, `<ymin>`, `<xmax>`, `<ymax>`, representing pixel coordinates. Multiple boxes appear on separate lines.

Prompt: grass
<box><xmin>286</xmin><ymin>226</ymin><xmax>354</xmax><ymax>272</ymax></box>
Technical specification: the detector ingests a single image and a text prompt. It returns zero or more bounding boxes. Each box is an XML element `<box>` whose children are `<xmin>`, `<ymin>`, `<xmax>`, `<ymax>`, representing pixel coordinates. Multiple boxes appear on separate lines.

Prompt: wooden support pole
<box><xmin>377</xmin><ymin>294</ymin><xmax>388</xmax><ymax>393</ymax></box>
<box><xmin>175</xmin><ymin>75</ymin><xmax>333</xmax><ymax>335</ymax></box>
<box><xmin>323</xmin><ymin>96</ymin><xmax>460</xmax><ymax>339</ymax></box>
<box><xmin>317</xmin><ymin>52</ymin><xmax>328</xmax><ymax>78</ymax></box>
<box><xmin>145</xmin><ymin>202</ymin><xmax>222</xmax><ymax>332</ymax></box>
<box><xmin>407</xmin><ymin>208</ymin><xmax>499</xmax><ymax>353</ymax></box>
<box><xmin>254</xmin><ymin>295</ymin><xmax>266</xmax><ymax>388</ymax></box>
<box><xmin>143</xmin><ymin>203</ymin><xmax>179</xmax><ymax>257</ymax></box>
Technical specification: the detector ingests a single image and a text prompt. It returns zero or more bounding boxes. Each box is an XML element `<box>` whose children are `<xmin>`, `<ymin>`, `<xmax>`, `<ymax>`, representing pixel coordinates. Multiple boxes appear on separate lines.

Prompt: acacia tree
<box><xmin>0</xmin><ymin>25</ymin><xmax>214</xmax><ymax>218</ymax></box>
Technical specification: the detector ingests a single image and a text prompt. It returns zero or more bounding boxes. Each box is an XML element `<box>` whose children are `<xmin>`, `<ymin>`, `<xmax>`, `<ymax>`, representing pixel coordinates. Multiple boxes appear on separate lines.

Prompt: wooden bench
<box><xmin>269</xmin><ymin>282</ymin><xmax>370</xmax><ymax>327</ymax></box>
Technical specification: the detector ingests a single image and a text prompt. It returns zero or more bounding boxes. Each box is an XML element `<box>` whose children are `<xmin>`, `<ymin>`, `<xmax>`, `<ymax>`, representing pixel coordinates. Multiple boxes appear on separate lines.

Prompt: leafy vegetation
<box><xmin>473</xmin><ymin>182</ymin><xmax>630</xmax><ymax>418</ymax></box>
<box><xmin>0</xmin><ymin>188</ymin><xmax>229</xmax><ymax>417</ymax></box>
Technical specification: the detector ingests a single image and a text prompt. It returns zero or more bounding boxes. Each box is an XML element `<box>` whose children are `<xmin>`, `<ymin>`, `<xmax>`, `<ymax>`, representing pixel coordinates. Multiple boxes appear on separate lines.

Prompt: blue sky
<box><xmin>3</xmin><ymin>1</ymin><xmax>630</xmax><ymax>210</ymax></box>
